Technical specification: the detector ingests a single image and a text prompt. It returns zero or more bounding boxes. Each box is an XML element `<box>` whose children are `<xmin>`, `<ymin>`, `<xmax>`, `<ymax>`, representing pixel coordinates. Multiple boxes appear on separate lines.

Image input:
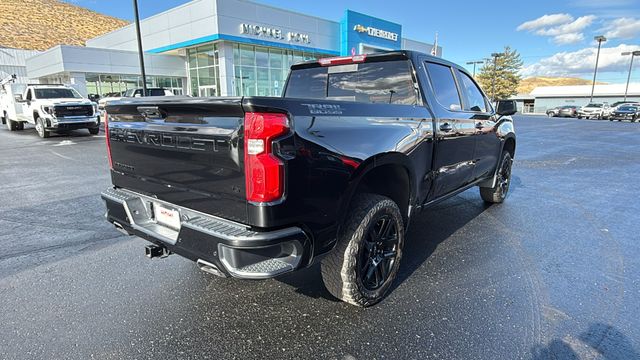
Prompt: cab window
<box><xmin>457</xmin><ymin>70</ymin><xmax>488</xmax><ymax>112</ymax></box>
<box><xmin>424</xmin><ymin>62</ymin><xmax>462</xmax><ymax>111</ymax></box>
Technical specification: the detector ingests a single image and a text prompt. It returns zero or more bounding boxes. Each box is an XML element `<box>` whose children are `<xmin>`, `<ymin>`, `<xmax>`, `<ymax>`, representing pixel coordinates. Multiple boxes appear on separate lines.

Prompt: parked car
<box><xmin>546</xmin><ymin>106</ymin><xmax>560</xmax><ymax>117</ymax></box>
<box><xmin>101</xmin><ymin>51</ymin><xmax>517</xmax><ymax>307</ymax></box>
<box><xmin>611</xmin><ymin>105</ymin><xmax>640</xmax><ymax>122</ymax></box>
<box><xmin>578</xmin><ymin>103</ymin><xmax>610</xmax><ymax>119</ymax></box>
<box><xmin>605</xmin><ymin>101</ymin><xmax>639</xmax><ymax>120</ymax></box>
<box><xmin>1</xmin><ymin>83</ymin><xmax>99</xmax><ymax>137</ymax></box>
<box><xmin>557</xmin><ymin>105</ymin><xmax>578</xmax><ymax>117</ymax></box>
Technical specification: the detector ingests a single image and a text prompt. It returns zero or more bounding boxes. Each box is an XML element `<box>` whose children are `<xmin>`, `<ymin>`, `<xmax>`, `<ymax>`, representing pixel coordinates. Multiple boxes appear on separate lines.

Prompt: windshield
<box><xmin>561</xmin><ymin>106</ymin><xmax>575</xmax><ymax>109</ymax></box>
<box><xmin>34</xmin><ymin>88</ymin><xmax>82</xmax><ymax>99</ymax></box>
<box><xmin>586</xmin><ymin>103</ymin><xmax>602</xmax><ymax>108</ymax></box>
<box><xmin>619</xmin><ymin>106</ymin><xmax>637</xmax><ymax>111</ymax></box>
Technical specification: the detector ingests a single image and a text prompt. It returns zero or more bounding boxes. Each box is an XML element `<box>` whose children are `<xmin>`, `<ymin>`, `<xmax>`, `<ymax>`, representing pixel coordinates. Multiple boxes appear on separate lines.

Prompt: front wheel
<box><xmin>321</xmin><ymin>193</ymin><xmax>404</xmax><ymax>307</ymax></box>
<box><xmin>88</xmin><ymin>127</ymin><xmax>100</xmax><ymax>135</ymax></box>
<box><xmin>35</xmin><ymin>117</ymin><xmax>50</xmax><ymax>138</ymax></box>
<box><xmin>480</xmin><ymin>151</ymin><xmax>513</xmax><ymax>203</ymax></box>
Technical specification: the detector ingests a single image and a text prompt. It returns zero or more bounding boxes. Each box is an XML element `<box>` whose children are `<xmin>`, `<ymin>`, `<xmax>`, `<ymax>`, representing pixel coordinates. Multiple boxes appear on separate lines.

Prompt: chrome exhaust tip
<box><xmin>197</xmin><ymin>259</ymin><xmax>228</xmax><ymax>278</ymax></box>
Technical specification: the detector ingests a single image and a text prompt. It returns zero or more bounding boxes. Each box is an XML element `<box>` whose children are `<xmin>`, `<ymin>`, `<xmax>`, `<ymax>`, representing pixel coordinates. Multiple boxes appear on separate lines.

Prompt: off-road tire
<box><xmin>320</xmin><ymin>193</ymin><xmax>404</xmax><ymax>307</ymax></box>
<box><xmin>480</xmin><ymin>151</ymin><xmax>513</xmax><ymax>203</ymax></box>
<box><xmin>88</xmin><ymin>127</ymin><xmax>100</xmax><ymax>135</ymax></box>
<box><xmin>16</xmin><ymin>121</ymin><xmax>24</xmax><ymax>131</ymax></box>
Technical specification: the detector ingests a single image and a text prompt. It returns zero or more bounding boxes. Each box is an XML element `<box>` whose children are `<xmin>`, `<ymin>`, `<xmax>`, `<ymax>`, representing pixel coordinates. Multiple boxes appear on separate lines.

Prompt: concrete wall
<box><xmin>26</xmin><ymin>45</ymin><xmax>186</xmax><ymax>79</ymax></box>
<box><xmin>401</xmin><ymin>38</ymin><xmax>440</xmax><ymax>56</ymax></box>
<box><xmin>87</xmin><ymin>0</ymin><xmax>340</xmax><ymax>54</ymax></box>
<box><xmin>0</xmin><ymin>47</ymin><xmax>41</xmax><ymax>84</ymax></box>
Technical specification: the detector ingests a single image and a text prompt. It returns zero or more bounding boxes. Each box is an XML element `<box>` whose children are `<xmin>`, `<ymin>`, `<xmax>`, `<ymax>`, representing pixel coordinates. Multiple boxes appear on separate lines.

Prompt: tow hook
<box><xmin>145</xmin><ymin>244</ymin><xmax>170</xmax><ymax>259</ymax></box>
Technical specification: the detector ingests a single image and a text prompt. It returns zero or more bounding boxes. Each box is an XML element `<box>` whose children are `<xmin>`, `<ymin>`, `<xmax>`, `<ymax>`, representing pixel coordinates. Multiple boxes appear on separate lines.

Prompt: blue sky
<box><xmin>67</xmin><ymin>0</ymin><xmax>640</xmax><ymax>83</ymax></box>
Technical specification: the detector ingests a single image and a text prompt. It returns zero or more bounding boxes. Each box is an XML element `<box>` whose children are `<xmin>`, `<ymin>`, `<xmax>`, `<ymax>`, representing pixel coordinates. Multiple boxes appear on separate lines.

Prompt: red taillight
<box><xmin>104</xmin><ymin>111</ymin><xmax>113</xmax><ymax>169</ymax></box>
<box><xmin>318</xmin><ymin>54</ymin><xmax>367</xmax><ymax>66</ymax></box>
<box><xmin>244</xmin><ymin>112</ymin><xmax>289</xmax><ymax>203</ymax></box>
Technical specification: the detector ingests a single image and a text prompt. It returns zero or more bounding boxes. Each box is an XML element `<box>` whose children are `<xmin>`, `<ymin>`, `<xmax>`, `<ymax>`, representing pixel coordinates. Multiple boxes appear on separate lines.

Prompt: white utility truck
<box><xmin>0</xmin><ymin>76</ymin><xmax>99</xmax><ymax>138</ymax></box>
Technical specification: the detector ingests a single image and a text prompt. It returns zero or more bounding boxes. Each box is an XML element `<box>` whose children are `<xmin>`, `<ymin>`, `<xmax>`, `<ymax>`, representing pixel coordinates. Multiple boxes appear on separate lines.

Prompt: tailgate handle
<box><xmin>137</xmin><ymin>106</ymin><xmax>166</xmax><ymax>120</ymax></box>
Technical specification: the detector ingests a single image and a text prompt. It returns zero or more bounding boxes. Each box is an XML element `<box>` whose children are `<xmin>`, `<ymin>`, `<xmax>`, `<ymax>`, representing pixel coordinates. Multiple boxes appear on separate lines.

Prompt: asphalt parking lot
<box><xmin>1</xmin><ymin>115</ymin><xmax>639</xmax><ymax>359</ymax></box>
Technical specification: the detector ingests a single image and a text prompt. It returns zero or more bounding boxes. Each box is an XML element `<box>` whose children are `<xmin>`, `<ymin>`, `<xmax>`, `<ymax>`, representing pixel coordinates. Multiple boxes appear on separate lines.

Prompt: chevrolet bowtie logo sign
<box><xmin>353</xmin><ymin>24</ymin><xmax>398</xmax><ymax>41</ymax></box>
<box><xmin>353</xmin><ymin>24</ymin><xmax>367</xmax><ymax>33</ymax></box>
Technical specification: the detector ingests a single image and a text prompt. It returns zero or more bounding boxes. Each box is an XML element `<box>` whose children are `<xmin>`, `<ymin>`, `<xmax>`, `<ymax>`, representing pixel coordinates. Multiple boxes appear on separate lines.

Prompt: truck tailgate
<box><xmin>105</xmin><ymin>97</ymin><xmax>247</xmax><ymax>223</ymax></box>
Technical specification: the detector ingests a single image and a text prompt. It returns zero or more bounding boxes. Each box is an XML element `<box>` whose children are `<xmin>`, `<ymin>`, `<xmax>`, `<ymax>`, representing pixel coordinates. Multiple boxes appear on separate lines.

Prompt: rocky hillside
<box><xmin>0</xmin><ymin>0</ymin><xmax>129</xmax><ymax>51</ymax></box>
<box><xmin>518</xmin><ymin>77</ymin><xmax>606</xmax><ymax>94</ymax></box>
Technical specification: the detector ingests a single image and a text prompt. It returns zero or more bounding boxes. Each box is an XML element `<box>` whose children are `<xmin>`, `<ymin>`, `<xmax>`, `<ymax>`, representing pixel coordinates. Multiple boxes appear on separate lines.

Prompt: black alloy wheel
<box><xmin>357</xmin><ymin>214</ymin><xmax>400</xmax><ymax>291</ymax></box>
<box><xmin>480</xmin><ymin>151</ymin><xmax>513</xmax><ymax>203</ymax></box>
<box><xmin>497</xmin><ymin>154</ymin><xmax>513</xmax><ymax>197</ymax></box>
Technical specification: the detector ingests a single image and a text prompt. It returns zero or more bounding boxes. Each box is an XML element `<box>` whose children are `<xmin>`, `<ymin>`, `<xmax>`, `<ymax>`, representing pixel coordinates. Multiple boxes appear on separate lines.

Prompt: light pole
<box><xmin>590</xmin><ymin>35</ymin><xmax>607</xmax><ymax>103</ymax></box>
<box><xmin>466</xmin><ymin>60</ymin><xmax>484</xmax><ymax>77</ymax></box>
<box><xmin>133</xmin><ymin>0</ymin><xmax>147</xmax><ymax>96</ymax></box>
<box><xmin>621</xmin><ymin>50</ymin><xmax>640</xmax><ymax>102</ymax></box>
<box><xmin>490</xmin><ymin>53</ymin><xmax>503</xmax><ymax>102</ymax></box>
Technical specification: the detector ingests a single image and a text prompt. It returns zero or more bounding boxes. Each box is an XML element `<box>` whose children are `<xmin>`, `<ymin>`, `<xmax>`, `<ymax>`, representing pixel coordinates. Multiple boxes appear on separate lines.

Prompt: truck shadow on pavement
<box><xmin>531</xmin><ymin>323</ymin><xmax>639</xmax><ymax>360</ymax></box>
<box><xmin>277</xmin><ymin>188</ymin><xmax>496</xmax><ymax>302</ymax></box>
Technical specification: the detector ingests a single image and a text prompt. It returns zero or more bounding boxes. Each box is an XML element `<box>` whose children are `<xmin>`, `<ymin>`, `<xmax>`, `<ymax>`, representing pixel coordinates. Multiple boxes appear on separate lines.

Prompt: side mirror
<box><xmin>496</xmin><ymin>100</ymin><xmax>517</xmax><ymax>116</ymax></box>
<box><xmin>14</xmin><ymin>94</ymin><xmax>23</xmax><ymax>102</ymax></box>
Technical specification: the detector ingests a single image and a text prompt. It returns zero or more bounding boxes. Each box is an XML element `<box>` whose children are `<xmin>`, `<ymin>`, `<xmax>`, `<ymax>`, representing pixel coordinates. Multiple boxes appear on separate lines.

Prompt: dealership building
<box><xmin>22</xmin><ymin>0</ymin><xmax>440</xmax><ymax>98</ymax></box>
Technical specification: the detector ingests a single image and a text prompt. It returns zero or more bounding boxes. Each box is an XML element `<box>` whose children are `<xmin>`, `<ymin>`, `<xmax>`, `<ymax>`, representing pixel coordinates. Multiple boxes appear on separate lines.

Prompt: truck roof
<box><xmin>291</xmin><ymin>50</ymin><xmax>470</xmax><ymax>77</ymax></box>
<box><xmin>27</xmin><ymin>84</ymin><xmax>68</xmax><ymax>87</ymax></box>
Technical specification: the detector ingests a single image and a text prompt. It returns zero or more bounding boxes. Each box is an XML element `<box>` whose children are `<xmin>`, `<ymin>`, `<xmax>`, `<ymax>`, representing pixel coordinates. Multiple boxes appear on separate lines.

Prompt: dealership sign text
<box><xmin>240</xmin><ymin>24</ymin><xmax>310</xmax><ymax>44</ymax></box>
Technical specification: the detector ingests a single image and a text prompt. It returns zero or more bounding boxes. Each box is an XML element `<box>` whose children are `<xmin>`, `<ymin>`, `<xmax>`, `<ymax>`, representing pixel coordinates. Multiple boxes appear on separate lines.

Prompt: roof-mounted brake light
<box><xmin>318</xmin><ymin>54</ymin><xmax>367</xmax><ymax>66</ymax></box>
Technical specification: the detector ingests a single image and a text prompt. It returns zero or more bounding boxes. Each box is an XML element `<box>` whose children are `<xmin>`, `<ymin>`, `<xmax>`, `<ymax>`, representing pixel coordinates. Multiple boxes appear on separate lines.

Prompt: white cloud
<box><xmin>553</xmin><ymin>33</ymin><xmax>585</xmax><ymax>45</ymax></box>
<box><xmin>534</xmin><ymin>15</ymin><xmax>596</xmax><ymax>36</ymax></box>
<box><xmin>602</xmin><ymin>18</ymin><xmax>640</xmax><ymax>39</ymax></box>
<box><xmin>521</xmin><ymin>44</ymin><xmax>639</xmax><ymax>77</ymax></box>
<box><xmin>517</xmin><ymin>14</ymin><xmax>596</xmax><ymax>45</ymax></box>
<box><xmin>517</xmin><ymin>14</ymin><xmax>574</xmax><ymax>31</ymax></box>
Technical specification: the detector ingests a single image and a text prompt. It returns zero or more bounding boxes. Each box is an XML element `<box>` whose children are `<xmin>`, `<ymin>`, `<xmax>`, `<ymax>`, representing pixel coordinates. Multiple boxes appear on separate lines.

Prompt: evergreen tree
<box><xmin>476</xmin><ymin>46</ymin><xmax>523</xmax><ymax>102</ymax></box>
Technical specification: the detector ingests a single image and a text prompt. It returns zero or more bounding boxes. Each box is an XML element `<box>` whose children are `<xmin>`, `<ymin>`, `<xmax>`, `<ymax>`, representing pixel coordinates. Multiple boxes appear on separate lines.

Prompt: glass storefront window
<box><xmin>269</xmin><ymin>49</ymin><xmax>283</xmax><ymax>69</ymax></box>
<box><xmin>240</xmin><ymin>45</ymin><xmax>255</xmax><ymax>66</ymax></box>
<box><xmin>84</xmin><ymin>73</ymin><xmax>185</xmax><ymax>98</ymax></box>
<box><xmin>196</xmin><ymin>44</ymin><xmax>217</xmax><ymax>67</ymax></box>
<box><xmin>255</xmin><ymin>47</ymin><xmax>269</xmax><ymax>67</ymax></box>
<box><xmin>188</xmin><ymin>43</ymin><xmax>221</xmax><ymax>97</ymax></box>
<box><xmin>231</xmin><ymin>43</ymin><xmax>333</xmax><ymax>97</ymax></box>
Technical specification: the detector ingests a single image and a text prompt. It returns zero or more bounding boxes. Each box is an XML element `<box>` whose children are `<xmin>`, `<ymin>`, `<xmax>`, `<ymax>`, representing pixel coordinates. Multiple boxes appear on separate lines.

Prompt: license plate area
<box><xmin>153</xmin><ymin>203</ymin><xmax>181</xmax><ymax>230</ymax></box>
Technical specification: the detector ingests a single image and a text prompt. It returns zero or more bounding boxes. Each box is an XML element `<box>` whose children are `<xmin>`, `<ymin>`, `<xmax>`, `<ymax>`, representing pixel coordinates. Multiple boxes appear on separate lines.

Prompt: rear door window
<box><xmin>424</xmin><ymin>62</ymin><xmax>462</xmax><ymax>111</ymax></box>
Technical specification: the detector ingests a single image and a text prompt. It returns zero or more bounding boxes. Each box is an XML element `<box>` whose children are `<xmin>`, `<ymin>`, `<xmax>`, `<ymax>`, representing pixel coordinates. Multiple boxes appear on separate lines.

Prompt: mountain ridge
<box><xmin>518</xmin><ymin>76</ymin><xmax>607</xmax><ymax>95</ymax></box>
<box><xmin>0</xmin><ymin>0</ymin><xmax>129</xmax><ymax>51</ymax></box>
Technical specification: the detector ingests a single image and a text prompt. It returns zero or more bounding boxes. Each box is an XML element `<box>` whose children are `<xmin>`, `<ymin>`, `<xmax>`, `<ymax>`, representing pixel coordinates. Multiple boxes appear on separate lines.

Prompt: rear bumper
<box><xmin>101</xmin><ymin>187</ymin><xmax>311</xmax><ymax>279</ymax></box>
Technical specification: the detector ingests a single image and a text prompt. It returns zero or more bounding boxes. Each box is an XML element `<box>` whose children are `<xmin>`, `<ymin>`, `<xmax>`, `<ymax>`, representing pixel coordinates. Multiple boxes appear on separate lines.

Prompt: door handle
<box><xmin>439</xmin><ymin>122</ymin><xmax>453</xmax><ymax>132</ymax></box>
<box><xmin>475</xmin><ymin>122</ymin><xmax>484</xmax><ymax>129</ymax></box>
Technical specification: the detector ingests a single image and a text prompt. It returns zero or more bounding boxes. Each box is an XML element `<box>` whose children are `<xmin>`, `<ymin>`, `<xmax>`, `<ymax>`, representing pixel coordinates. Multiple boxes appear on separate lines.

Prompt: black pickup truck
<box><xmin>101</xmin><ymin>51</ymin><xmax>516</xmax><ymax>307</ymax></box>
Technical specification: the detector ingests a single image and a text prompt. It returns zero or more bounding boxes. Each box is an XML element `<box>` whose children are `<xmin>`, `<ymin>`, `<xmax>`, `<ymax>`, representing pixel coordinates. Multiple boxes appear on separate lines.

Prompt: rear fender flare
<box><xmin>336</xmin><ymin>152</ymin><xmax>417</xmax><ymax>232</ymax></box>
